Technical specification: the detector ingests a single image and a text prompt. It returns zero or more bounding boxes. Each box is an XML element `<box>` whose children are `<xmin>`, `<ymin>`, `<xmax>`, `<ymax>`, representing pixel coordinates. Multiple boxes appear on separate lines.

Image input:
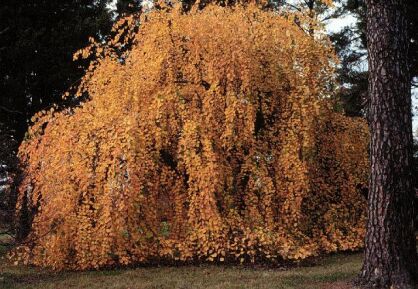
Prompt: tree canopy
<box><xmin>13</xmin><ymin>4</ymin><xmax>369</xmax><ymax>270</ymax></box>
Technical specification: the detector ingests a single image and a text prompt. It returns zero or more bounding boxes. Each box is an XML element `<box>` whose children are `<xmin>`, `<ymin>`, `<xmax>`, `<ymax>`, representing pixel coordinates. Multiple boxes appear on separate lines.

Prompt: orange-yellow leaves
<box><xmin>14</xmin><ymin>4</ymin><xmax>368</xmax><ymax>270</ymax></box>
<box><xmin>319</xmin><ymin>0</ymin><xmax>333</xmax><ymax>6</ymax></box>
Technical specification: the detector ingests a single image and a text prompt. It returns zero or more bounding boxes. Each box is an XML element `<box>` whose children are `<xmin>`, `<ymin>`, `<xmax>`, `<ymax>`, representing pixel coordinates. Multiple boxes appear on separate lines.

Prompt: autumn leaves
<box><xmin>13</xmin><ymin>4</ymin><xmax>368</xmax><ymax>270</ymax></box>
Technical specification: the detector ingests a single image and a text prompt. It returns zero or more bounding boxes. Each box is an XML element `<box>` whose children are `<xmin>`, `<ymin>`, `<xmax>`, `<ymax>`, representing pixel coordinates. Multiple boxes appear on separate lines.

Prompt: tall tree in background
<box><xmin>331</xmin><ymin>0</ymin><xmax>418</xmax><ymax>117</ymax></box>
<box><xmin>359</xmin><ymin>0</ymin><xmax>417</xmax><ymax>288</ymax></box>
<box><xmin>329</xmin><ymin>0</ymin><xmax>368</xmax><ymax>116</ymax></box>
<box><xmin>0</xmin><ymin>0</ymin><xmax>113</xmax><ymax>139</ymax></box>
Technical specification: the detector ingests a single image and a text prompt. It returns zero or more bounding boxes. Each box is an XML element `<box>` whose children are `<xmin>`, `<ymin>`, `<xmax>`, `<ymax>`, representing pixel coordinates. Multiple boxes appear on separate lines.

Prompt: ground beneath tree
<box><xmin>322</xmin><ymin>281</ymin><xmax>358</xmax><ymax>289</ymax></box>
<box><xmin>1</xmin><ymin>244</ymin><xmax>362</xmax><ymax>289</ymax></box>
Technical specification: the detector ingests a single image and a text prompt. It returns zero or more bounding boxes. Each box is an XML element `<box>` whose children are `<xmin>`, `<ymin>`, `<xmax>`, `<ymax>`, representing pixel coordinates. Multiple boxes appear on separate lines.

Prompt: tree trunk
<box><xmin>359</xmin><ymin>1</ymin><xmax>417</xmax><ymax>288</ymax></box>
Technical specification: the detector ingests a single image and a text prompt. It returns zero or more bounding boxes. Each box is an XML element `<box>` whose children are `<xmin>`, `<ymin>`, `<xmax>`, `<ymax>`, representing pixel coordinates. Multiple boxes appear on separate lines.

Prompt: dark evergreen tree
<box><xmin>330</xmin><ymin>0</ymin><xmax>418</xmax><ymax>117</ymax></box>
<box><xmin>329</xmin><ymin>0</ymin><xmax>368</xmax><ymax>117</ymax></box>
<box><xmin>0</xmin><ymin>0</ymin><xmax>113</xmax><ymax>139</ymax></box>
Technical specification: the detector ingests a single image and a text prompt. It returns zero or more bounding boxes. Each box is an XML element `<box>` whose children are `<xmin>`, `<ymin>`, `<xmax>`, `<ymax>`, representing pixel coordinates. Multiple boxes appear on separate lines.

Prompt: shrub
<box><xmin>13</xmin><ymin>4</ymin><xmax>369</xmax><ymax>270</ymax></box>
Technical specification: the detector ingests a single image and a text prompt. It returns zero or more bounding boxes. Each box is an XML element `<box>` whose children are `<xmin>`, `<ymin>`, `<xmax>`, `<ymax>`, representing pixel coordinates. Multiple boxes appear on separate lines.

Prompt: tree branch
<box><xmin>0</xmin><ymin>105</ymin><xmax>24</xmax><ymax>115</ymax></box>
<box><xmin>0</xmin><ymin>27</ymin><xmax>10</xmax><ymax>35</ymax></box>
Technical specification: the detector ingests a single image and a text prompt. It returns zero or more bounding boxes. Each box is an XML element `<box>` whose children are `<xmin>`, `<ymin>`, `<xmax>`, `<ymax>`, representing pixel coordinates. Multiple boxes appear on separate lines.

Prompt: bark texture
<box><xmin>360</xmin><ymin>0</ymin><xmax>417</xmax><ymax>288</ymax></box>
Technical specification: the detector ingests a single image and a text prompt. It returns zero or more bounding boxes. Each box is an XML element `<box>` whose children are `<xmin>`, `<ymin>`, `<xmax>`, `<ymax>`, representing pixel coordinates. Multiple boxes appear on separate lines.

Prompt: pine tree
<box><xmin>0</xmin><ymin>0</ymin><xmax>113</xmax><ymax>140</ymax></box>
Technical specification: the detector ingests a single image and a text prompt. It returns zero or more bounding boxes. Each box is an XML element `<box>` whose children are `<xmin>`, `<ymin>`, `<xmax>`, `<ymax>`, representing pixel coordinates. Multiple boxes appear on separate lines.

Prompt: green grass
<box><xmin>0</xmin><ymin>251</ymin><xmax>363</xmax><ymax>289</ymax></box>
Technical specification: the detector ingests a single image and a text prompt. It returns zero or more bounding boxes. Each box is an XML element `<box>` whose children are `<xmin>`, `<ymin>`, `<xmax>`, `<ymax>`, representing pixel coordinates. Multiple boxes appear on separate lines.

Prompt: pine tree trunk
<box><xmin>359</xmin><ymin>0</ymin><xmax>417</xmax><ymax>288</ymax></box>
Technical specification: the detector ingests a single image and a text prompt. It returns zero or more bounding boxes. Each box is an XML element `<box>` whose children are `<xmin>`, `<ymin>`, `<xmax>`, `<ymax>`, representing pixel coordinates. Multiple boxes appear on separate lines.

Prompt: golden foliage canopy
<box><xmin>14</xmin><ymin>4</ymin><xmax>368</xmax><ymax>270</ymax></box>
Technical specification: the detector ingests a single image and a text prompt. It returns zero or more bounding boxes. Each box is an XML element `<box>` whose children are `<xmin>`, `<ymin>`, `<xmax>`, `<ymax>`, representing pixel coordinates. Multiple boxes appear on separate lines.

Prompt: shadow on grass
<box><xmin>0</xmin><ymin>252</ymin><xmax>363</xmax><ymax>289</ymax></box>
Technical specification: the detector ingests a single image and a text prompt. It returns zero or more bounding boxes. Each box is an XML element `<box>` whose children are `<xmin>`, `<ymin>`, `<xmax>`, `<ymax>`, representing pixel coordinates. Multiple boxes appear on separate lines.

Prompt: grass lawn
<box><xmin>0</xmin><ymin>249</ymin><xmax>363</xmax><ymax>289</ymax></box>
